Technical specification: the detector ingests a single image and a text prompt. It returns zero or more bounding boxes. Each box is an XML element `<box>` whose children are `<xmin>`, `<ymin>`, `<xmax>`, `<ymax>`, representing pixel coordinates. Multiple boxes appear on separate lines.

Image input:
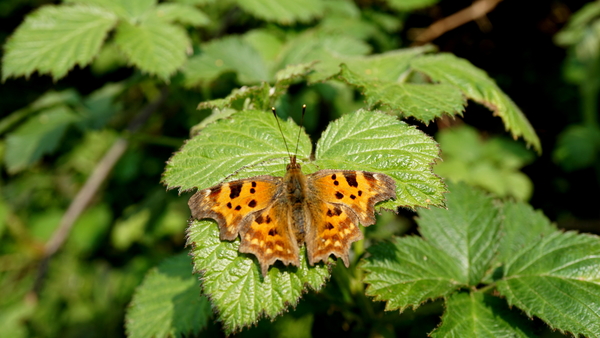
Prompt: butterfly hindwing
<box><xmin>188</xmin><ymin>176</ymin><xmax>282</xmax><ymax>240</ymax></box>
<box><xmin>304</xmin><ymin>198</ymin><xmax>362</xmax><ymax>267</ymax></box>
<box><xmin>239</xmin><ymin>202</ymin><xmax>301</xmax><ymax>276</ymax></box>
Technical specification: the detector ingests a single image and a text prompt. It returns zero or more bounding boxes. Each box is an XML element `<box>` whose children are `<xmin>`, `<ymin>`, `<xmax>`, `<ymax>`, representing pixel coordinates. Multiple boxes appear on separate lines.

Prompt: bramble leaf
<box><xmin>497</xmin><ymin>231</ymin><xmax>600</xmax><ymax>337</ymax></box>
<box><xmin>114</xmin><ymin>20</ymin><xmax>190</xmax><ymax>80</ymax></box>
<box><xmin>362</xmin><ymin>236</ymin><xmax>463</xmax><ymax>312</ymax></box>
<box><xmin>339</xmin><ymin>64</ymin><xmax>465</xmax><ymax>124</ymax></box>
<box><xmin>417</xmin><ymin>181</ymin><xmax>501</xmax><ymax>285</ymax></box>
<box><xmin>431</xmin><ymin>292</ymin><xmax>535</xmax><ymax>338</ymax></box>
<box><xmin>153</xmin><ymin>3</ymin><xmax>210</xmax><ymax>26</ymax></box>
<box><xmin>163</xmin><ymin>110</ymin><xmax>312</xmax><ymax>192</ymax></box>
<box><xmin>183</xmin><ymin>36</ymin><xmax>270</xmax><ymax>86</ymax></box>
<box><xmin>313</xmin><ymin>109</ymin><xmax>444</xmax><ymax>209</ymax></box>
<box><xmin>496</xmin><ymin>201</ymin><xmax>556</xmax><ymax>264</ymax></box>
<box><xmin>126</xmin><ymin>252</ymin><xmax>212</xmax><ymax>338</ymax></box>
<box><xmin>186</xmin><ymin>220</ymin><xmax>330</xmax><ymax>334</ymax></box>
<box><xmin>2</xmin><ymin>4</ymin><xmax>117</xmax><ymax>80</ymax></box>
<box><xmin>233</xmin><ymin>0</ymin><xmax>324</xmax><ymax>25</ymax></box>
<box><xmin>411</xmin><ymin>53</ymin><xmax>541</xmax><ymax>152</ymax></box>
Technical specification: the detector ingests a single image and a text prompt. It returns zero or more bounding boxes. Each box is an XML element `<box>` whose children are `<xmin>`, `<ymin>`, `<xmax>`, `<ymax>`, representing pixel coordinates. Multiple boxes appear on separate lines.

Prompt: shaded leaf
<box><xmin>114</xmin><ymin>20</ymin><xmax>190</xmax><ymax>80</ymax></box>
<box><xmin>417</xmin><ymin>181</ymin><xmax>501</xmax><ymax>285</ymax></box>
<box><xmin>2</xmin><ymin>4</ymin><xmax>117</xmax><ymax>80</ymax></box>
<box><xmin>362</xmin><ymin>236</ymin><xmax>463</xmax><ymax>312</ymax></box>
<box><xmin>183</xmin><ymin>36</ymin><xmax>270</xmax><ymax>86</ymax></box>
<box><xmin>339</xmin><ymin>64</ymin><xmax>465</xmax><ymax>124</ymax></box>
<box><xmin>497</xmin><ymin>231</ymin><xmax>600</xmax><ymax>337</ymax></box>
<box><xmin>4</xmin><ymin>106</ymin><xmax>78</xmax><ymax>173</ymax></box>
<box><xmin>126</xmin><ymin>252</ymin><xmax>212</xmax><ymax>338</ymax></box>
<box><xmin>411</xmin><ymin>53</ymin><xmax>541</xmax><ymax>152</ymax></box>
<box><xmin>387</xmin><ymin>0</ymin><xmax>439</xmax><ymax>11</ymax></box>
<box><xmin>187</xmin><ymin>220</ymin><xmax>330</xmax><ymax>334</ymax></box>
<box><xmin>431</xmin><ymin>292</ymin><xmax>535</xmax><ymax>338</ymax></box>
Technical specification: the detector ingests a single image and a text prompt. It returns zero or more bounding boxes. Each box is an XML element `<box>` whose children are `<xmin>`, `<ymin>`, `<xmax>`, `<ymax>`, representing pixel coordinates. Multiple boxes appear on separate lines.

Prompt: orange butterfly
<box><xmin>188</xmin><ymin>107</ymin><xmax>396</xmax><ymax>276</ymax></box>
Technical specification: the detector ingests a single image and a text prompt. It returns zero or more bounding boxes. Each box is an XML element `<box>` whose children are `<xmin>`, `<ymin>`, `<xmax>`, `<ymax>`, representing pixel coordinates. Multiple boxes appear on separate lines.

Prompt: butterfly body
<box><xmin>189</xmin><ymin>155</ymin><xmax>396</xmax><ymax>276</ymax></box>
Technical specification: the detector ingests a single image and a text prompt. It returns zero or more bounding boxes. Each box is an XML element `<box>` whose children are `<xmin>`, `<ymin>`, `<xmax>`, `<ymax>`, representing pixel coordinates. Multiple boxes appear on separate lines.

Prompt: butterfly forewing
<box><xmin>188</xmin><ymin>176</ymin><xmax>282</xmax><ymax>240</ymax></box>
<box><xmin>307</xmin><ymin>170</ymin><xmax>396</xmax><ymax>226</ymax></box>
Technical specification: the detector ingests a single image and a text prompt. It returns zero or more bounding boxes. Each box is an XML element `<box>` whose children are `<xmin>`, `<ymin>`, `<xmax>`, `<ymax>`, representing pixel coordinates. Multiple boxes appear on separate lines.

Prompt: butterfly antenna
<box><xmin>272</xmin><ymin>107</ymin><xmax>291</xmax><ymax>159</ymax></box>
<box><xmin>294</xmin><ymin>104</ymin><xmax>306</xmax><ymax>156</ymax></box>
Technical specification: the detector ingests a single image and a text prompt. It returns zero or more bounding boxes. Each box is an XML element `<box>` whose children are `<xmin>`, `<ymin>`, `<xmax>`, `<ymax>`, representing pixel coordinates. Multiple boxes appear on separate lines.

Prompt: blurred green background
<box><xmin>1</xmin><ymin>0</ymin><xmax>599</xmax><ymax>336</ymax></box>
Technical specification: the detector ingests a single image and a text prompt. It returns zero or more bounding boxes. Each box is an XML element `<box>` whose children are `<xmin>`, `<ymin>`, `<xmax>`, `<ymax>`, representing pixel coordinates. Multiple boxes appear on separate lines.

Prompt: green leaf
<box><xmin>163</xmin><ymin>110</ymin><xmax>312</xmax><ymax>192</ymax></box>
<box><xmin>0</xmin><ymin>89</ymin><xmax>81</xmax><ymax>135</ymax></box>
<box><xmin>417</xmin><ymin>181</ymin><xmax>501</xmax><ymax>285</ymax></box>
<box><xmin>233</xmin><ymin>0</ymin><xmax>324</xmax><ymax>25</ymax></box>
<box><xmin>153</xmin><ymin>3</ymin><xmax>210</xmax><ymax>26</ymax></box>
<box><xmin>114</xmin><ymin>20</ymin><xmax>190</xmax><ymax>80</ymax></box>
<box><xmin>183</xmin><ymin>36</ymin><xmax>270</xmax><ymax>86</ymax></box>
<box><xmin>338</xmin><ymin>64</ymin><xmax>465</xmax><ymax>124</ymax></box>
<box><xmin>497</xmin><ymin>232</ymin><xmax>600</xmax><ymax>337</ymax></box>
<box><xmin>126</xmin><ymin>252</ymin><xmax>212</xmax><ymax>338</ymax></box>
<box><xmin>553</xmin><ymin>124</ymin><xmax>600</xmax><ymax>171</ymax></box>
<box><xmin>496</xmin><ymin>201</ymin><xmax>556</xmax><ymax>265</ymax></box>
<box><xmin>277</xmin><ymin>30</ymin><xmax>372</xmax><ymax>83</ymax></box>
<box><xmin>4</xmin><ymin>106</ymin><xmax>79</xmax><ymax>174</ymax></box>
<box><xmin>431</xmin><ymin>292</ymin><xmax>535</xmax><ymax>338</ymax></box>
<box><xmin>197</xmin><ymin>82</ymin><xmax>272</xmax><ymax>112</ymax></box>
<box><xmin>187</xmin><ymin>220</ymin><xmax>330</xmax><ymax>334</ymax></box>
<box><xmin>362</xmin><ymin>236</ymin><xmax>464</xmax><ymax>312</ymax></box>
<box><xmin>386</xmin><ymin>0</ymin><xmax>439</xmax><ymax>11</ymax></box>
<box><xmin>313</xmin><ymin>109</ymin><xmax>444</xmax><ymax>209</ymax></box>
<box><xmin>65</xmin><ymin>0</ymin><xmax>156</xmax><ymax>20</ymax></box>
<box><xmin>411</xmin><ymin>53</ymin><xmax>541</xmax><ymax>153</ymax></box>
<box><xmin>2</xmin><ymin>4</ymin><xmax>117</xmax><ymax>81</ymax></box>
<box><xmin>434</xmin><ymin>125</ymin><xmax>535</xmax><ymax>201</ymax></box>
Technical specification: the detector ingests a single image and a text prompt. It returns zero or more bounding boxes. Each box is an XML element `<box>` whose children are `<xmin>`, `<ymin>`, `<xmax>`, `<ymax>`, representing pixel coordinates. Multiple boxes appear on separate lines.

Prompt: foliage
<box><xmin>1</xmin><ymin>0</ymin><xmax>599</xmax><ymax>337</ymax></box>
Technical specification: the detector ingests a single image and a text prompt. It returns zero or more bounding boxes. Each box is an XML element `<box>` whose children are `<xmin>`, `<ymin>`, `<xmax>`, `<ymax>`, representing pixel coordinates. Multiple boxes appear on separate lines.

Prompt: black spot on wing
<box><xmin>229</xmin><ymin>182</ymin><xmax>243</xmax><ymax>199</ymax></box>
<box><xmin>248</xmin><ymin>200</ymin><xmax>257</xmax><ymax>208</ymax></box>
<box><xmin>335</xmin><ymin>192</ymin><xmax>344</xmax><ymax>199</ymax></box>
<box><xmin>333</xmin><ymin>206</ymin><xmax>342</xmax><ymax>216</ymax></box>
<box><xmin>268</xmin><ymin>228</ymin><xmax>278</xmax><ymax>236</ymax></box>
<box><xmin>256</xmin><ymin>215</ymin><xmax>264</xmax><ymax>224</ymax></box>
<box><xmin>344</xmin><ymin>172</ymin><xmax>358</xmax><ymax>187</ymax></box>
<box><xmin>235</xmin><ymin>205</ymin><xmax>242</xmax><ymax>211</ymax></box>
<box><xmin>326</xmin><ymin>222</ymin><xmax>334</xmax><ymax>230</ymax></box>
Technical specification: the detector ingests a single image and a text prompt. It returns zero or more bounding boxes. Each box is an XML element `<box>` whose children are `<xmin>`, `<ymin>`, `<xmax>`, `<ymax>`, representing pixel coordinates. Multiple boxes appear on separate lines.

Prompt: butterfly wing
<box><xmin>238</xmin><ymin>201</ymin><xmax>301</xmax><ymax>276</ymax></box>
<box><xmin>188</xmin><ymin>175</ymin><xmax>282</xmax><ymax>240</ymax></box>
<box><xmin>304</xmin><ymin>170</ymin><xmax>396</xmax><ymax>266</ymax></box>
<box><xmin>308</xmin><ymin>170</ymin><xmax>396</xmax><ymax>226</ymax></box>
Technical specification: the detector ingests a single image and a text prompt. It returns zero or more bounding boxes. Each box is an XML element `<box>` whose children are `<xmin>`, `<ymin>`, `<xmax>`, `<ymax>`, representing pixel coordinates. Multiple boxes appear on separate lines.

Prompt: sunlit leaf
<box><xmin>2</xmin><ymin>4</ymin><xmax>117</xmax><ymax>80</ymax></box>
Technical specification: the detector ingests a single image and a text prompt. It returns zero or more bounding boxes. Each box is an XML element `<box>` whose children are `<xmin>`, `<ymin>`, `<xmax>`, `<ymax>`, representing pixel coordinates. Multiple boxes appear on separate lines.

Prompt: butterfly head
<box><xmin>272</xmin><ymin>106</ymin><xmax>305</xmax><ymax>172</ymax></box>
<box><xmin>286</xmin><ymin>155</ymin><xmax>301</xmax><ymax>170</ymax></box>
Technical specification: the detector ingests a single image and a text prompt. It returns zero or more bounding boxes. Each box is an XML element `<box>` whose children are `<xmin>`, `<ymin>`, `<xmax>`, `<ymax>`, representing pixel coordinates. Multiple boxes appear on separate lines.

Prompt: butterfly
<box><xmin>188</xmin><ymin>107</ymin><xmax>397</xmax><ymax>276</ymax></box>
